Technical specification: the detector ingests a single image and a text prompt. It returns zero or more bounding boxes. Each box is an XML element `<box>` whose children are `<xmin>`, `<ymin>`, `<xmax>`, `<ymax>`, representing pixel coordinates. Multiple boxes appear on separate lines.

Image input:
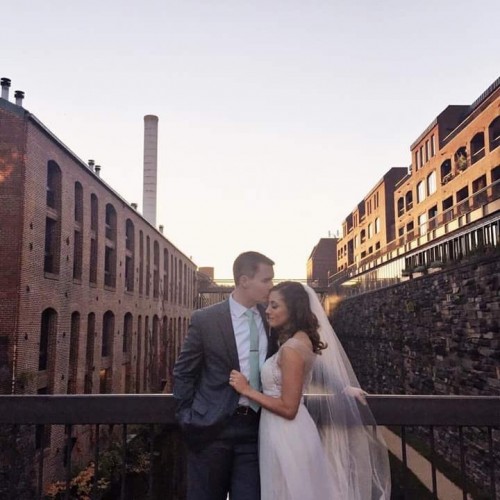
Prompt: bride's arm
<box><xmin>230</xmin><ymin>347</ymin><xmax>305</xmax><ymax>420</ymax></box>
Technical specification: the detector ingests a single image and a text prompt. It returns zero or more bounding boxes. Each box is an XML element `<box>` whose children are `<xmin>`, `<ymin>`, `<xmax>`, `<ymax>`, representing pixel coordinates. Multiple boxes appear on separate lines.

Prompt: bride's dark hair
<box><xmin>271</xmin><ymin>281</ymin><xmax>327</xmax><ymax>354</ymax></box>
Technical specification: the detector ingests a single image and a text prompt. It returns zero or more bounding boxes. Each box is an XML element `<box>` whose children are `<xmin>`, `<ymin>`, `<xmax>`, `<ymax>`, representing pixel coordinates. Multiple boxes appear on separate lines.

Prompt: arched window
<box><xmin>454</xmin><ymin>146</ymin><xmax>468</xmax><ymax>172</ymax></box>
<box><xmin>440</xmin><ymin>159</ymin><xmax>452</xmax><ymax>184</ymax></box>
<box><xmin>68</xmin><ymin>312</ymin><xmax>80</xmax><ymax>394</ymax></box>
<box><xmin>146</xmin><ymin>236</ymin><xmax>151</xmax><ymax>296</ymax></box>
<box><xmin>104</xmin><ymin>204</ymin><xmax>117</xmax><ymax>288</ymax></box>
<box><xmin>123</xmin><ymin>313</ymin><xmax>133</xmax><ymax>354</ymax></box>
<box><xmin>139</xmin><ymin>231</ymin><xmax>144</xmax><ymax>294</ymax></box>
<box><xmin>73</xmin><ymin>182</ymin><xmax>84</xmax><ymax>280</ymax></box>
<box><xmin>39</xmin><ymin>308</ymin><xmax>57</xmax><ymax>371</ymax></box>
<box><xmin>44</xmin><ymin>161</ymin><xmax>62</xmax><ymax>274</ymax></box>
<box><xmin>397</xmin><ymin>197</ymin><xmax>404</xmax><ymax>217</ymax></box>
<box><xmin>489</xmin><ymin>116</ymin><xmax>500</xmax><ymax>151</ymax></box>
<box><xmin>89</xmin><ymin>194</ymin><xmax>98</xmax><ymax>284</ymax></box>
<box><xmin>85</xmin><ymin>313</ymin><xmax>95</xmax><ymax>394</ymax></box>
<box><xmin>417</xmin><ymin>181</ymin><xmax>426</xmax><ymax>203</ymax></box>
<box><xmin>153</xmin><ymin>241</ymin><xmax>160</xmax><ymax>298</ymax></box>
<box><xmin>125</xmin><ymin>219</ymin><xmax>135</xmax><ymax>292</ymax></box>
<box><xmin>102</xmin><ymin>311</ymin><xmax>114</xmax><ymax>358</ymax></box>
<box><xmin>426</xmin><ymin>171</ymin><xmax>436</xmax><ymax>196</ymax></box>
<box><xmin>470</xmin><ymin>132</ymin><xmax>485</xmax><ymax>164</ymax></box>
<box><xmin>163</xmin><ymin>249</ymin><xmax>169</xmax><ymax>302</ymax></box>
<box><xmin>405</xmin><ymin>190</ymin><xmax>413</xmax><ymax>210</ymax></box>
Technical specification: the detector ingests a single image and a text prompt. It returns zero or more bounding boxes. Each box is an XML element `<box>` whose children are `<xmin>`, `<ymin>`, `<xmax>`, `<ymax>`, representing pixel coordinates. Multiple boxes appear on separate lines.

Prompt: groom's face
<box><xmin>242</xmin><ymin>263</ymin><xmax>274</xmax><ymax>305</ymax></box>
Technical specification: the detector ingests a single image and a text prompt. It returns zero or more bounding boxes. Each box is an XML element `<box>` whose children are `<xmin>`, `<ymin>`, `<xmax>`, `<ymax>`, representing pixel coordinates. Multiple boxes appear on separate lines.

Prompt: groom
<box><xmin>173</xmin><ymin>251</ymin><xmax>277</xmax><ymax>500</ymax></box>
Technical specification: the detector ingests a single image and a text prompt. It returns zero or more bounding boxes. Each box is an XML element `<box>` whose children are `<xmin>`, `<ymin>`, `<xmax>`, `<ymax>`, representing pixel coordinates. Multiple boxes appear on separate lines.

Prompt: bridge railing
<box><xmin>0</xmin><ymin>394</ymin><xmax>498</xmax><ymax>499</ymax></box>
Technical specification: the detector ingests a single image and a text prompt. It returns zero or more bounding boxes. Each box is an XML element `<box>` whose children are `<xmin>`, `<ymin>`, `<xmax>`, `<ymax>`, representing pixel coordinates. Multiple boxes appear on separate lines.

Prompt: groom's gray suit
<box><xmin>174</xmin><ymin>299</ymin><xmax>277</xmax><ymax>447</ymax></box>
<box><xmin>173</xmin><ymin>298</ymin><xmax>278</xmax><ymax>499</ymax></box>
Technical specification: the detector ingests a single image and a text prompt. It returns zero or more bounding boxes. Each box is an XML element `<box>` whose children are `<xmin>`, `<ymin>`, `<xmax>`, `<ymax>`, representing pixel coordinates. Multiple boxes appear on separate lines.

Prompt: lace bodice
<box><xmin>261</xmin><ymin>337</ymin><xmax>316</xmax><ymax>398</ymax></box>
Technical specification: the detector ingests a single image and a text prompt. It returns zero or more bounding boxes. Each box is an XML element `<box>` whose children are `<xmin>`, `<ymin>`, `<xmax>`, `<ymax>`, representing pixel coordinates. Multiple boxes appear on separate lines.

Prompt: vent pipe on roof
<box><xmin>131</xmin><ymin>203</ymin><xmax>138</xmax><ymax>210</ymax></box>
<box><xmin>14</xmin><ymin>90</ymin><xmax>24</xmax><ymax>106</ymax></box>
<box><xmin>95</xmin><ymin>165</ymin><xmax>101</xmax><ymax>177</ymax></box>
<box><xmin>88</xmin><ymin>159</ymin><xmax>95</xmax><ymax>171</ymax></box>
<box><xmin>1</xmin><ymin>78</ymin><xmax>11</xmax><ymax>100</ymax></box>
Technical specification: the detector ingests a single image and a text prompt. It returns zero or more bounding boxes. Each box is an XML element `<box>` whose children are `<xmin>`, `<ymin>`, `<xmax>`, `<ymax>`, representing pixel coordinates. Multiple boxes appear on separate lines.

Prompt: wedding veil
<box><xmin>302</xmin><ymin>284</ymin><xmax>391</xmax><ymax>500</ymax></box>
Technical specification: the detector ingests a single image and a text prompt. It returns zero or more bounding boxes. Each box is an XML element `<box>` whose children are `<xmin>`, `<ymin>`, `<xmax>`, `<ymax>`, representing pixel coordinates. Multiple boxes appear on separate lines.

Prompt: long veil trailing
<box><xmin>302</xmin><ymin>284</ymin><xmax>391</xmax><ymax>500</ymax></box>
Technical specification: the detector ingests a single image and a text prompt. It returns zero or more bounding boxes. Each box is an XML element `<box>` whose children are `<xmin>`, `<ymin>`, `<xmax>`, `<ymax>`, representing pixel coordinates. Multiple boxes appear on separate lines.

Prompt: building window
<box><xmin>440</xmin><ymin>160</ymin><xmax>452</xmax><ymax>184</ymax></box>
<box><xmin>368</xmin><ymin>223</ymin><xmax>373</xmax><ymax>239</ymax></box>
<box><xmin>146</xmin><ymin>236</ymin><xmax>151</xmax><ymax>296</ymax></box>
<box><xmin>427</xmin><ymin>171</ymin><xmax>436</xmax><ymax>196</ymax></box>
<box><xmin>425</xmin><ymin>140</ymin><xmax>429</xmax><ymax>163</ymax></box>
<box><xmin>454</xmin><ymin>147</ymin><xmax>468</xmax><ymax>172</ymax></box>
<box><xmin>125</xmin><ymin>219</ymin><xmax>135</xmax><ymax>292</ymax></box>
<box><xmin>44</xmin><ymin>217</ymin><xmax>60</xmax><ymax>274</ymax></box>
<box><xmin>90</xmin><ymin>194</ymin><xmax>98</xmax><ymax>284</ymax></box>
<box><xmin>405</xmin><ymin>190</ymin><xmax>413</xmax><ymax>210</ymax></box>
<box><xmin>489</xmin><ymin>116</ymin><xmax>500</xmax><ymax>151</ymax></box>
<box><xmin>46</xmin><ymin>161</ymin><xmax>61</xmax><ymax>209</ymax></box>
<box><xmin>104</xmin><ymin>204</ymin><xmax>117</xmax><ymax>288</ymax></box>
<box><xmin>428</xmin><ymin>205</ymin><xmax>438</xmax><ymax>229</ymax></box>
<box><xmin>430</xmin><ymin>134</ymin><xmax>435</xmax><ymax>157</ymax></box>
<box><xmin>470</xmin><ymin>132</ymin><xmax>485</xmax><ymax>164</ymax></box>
<box><xmin>123</xmin><ymin>313</ymin><xmax>133</xmax><ymax>354</ymax></box>
<box><xmin>39</xmin><ymin>308</ymin><xmax>57</xmax><ymax>371</ymax></box>
<box><xmin>375</xmin><ymin>217</ymin><xmax>380</xmax><ymax>234</ymax></box>
<box><xmin>74</xmin><ymin>184</ymin><xmax>84</xmax><ymax>279</ymax></box>
<box><xmin>163</xmin><ymin>249</ymin><xmax>169</xmax><ymax>302</ymax></box>
<box><xmin>153</xmin><ymin>241</ymin><xmax>159</xmax><ymax>299</ymax></box>
<box><xmin>139</xmin><ymin>231</ymin><xmax>144</xmax><ymax>294</ymax></box>
<box><xmin>68</xmin><ymin>312</ymin><xmax>80</xmax><ymax>394</ymax></box>
<box><xmin>417</xmin><ymin>181</ymin><xmax>426</xmax><ymax>203</ymax></box>
<box><xmin>102</xmin><ymin>311</ymin><xmax>114</xmax><ymax>358</ymax></box>
<box><xmin>418</xmin><ymin>213</ymin><xmax>428</xmax><ymax>236</ymax></box>
<box><xmin>85</xmin><ymin>313</ymin><xmax>95</xmax><ymax>394</ymax></box>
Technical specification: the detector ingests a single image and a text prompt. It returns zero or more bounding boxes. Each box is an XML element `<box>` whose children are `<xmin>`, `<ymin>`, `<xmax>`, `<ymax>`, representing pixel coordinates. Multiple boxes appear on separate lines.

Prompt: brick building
<box><xmin>329</xmin><ymin>77</ymin><xmax>499</xmax><ymax>297</ymax></box>
<box><xmin>306</xmin><ymin>237</ymin><xmax>337</xmax><ymax>288</ymax></box>
<box><xmin>0</xmin><ymin>78</ymin><xmax>197</xmax><ymax>483</ymax></box>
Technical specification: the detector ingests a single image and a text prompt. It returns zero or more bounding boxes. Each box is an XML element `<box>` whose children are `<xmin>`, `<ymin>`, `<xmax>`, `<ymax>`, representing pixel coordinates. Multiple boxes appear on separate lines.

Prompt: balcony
<box><xmin>0</xmin><ymin>394</ymin><xmax>498</xmax><ymax>499</ymax></box>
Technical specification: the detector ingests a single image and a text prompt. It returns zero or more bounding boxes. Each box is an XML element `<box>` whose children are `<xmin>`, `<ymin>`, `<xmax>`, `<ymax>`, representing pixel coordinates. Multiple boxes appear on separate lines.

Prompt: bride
<box><xmin>229</xmin><ymin>281</ymin><xmax>391</xmax><ymax>499</ymax></box>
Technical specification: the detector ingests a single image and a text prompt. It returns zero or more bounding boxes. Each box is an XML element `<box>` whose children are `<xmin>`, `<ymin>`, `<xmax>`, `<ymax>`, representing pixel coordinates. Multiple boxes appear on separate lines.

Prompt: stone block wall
<box><xmin>330</xmin><ymin>255</ymin><xmax>500</xmax><ymax>496</ymax></box>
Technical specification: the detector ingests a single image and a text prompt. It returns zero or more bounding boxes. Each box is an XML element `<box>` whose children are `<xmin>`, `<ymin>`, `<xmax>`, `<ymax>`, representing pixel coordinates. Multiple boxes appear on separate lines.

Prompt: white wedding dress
<box><xmin>259</xmin><ymin>337</ymin><xmax>338</xmax><ymax>500</ymax></box>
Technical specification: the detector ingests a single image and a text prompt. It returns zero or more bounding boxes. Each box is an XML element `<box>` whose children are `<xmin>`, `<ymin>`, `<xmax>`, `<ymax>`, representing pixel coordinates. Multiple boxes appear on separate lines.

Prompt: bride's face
<box><xmin>265</xmin><ymin>291</ymin><xmax>290</xmax><ymax>329</ymax></box>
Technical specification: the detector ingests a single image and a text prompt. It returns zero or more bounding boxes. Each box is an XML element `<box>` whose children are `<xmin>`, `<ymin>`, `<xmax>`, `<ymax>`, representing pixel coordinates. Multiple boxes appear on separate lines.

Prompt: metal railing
<box><xmin>0</xmin><ymin>394</ymin><xmax>498</xmax><ymax>499</ymax></box>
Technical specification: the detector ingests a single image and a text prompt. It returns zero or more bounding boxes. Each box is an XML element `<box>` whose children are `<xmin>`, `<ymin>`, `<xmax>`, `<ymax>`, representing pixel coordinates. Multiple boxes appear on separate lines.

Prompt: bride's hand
<box><xmin>343</xmin><ymin>386</ymin><xmax>368</xmax><ymax>405</ymax></box>
<box><xmin>229</xmin><ymin>370</ymin><xmax>250</xmax><ymax>395</ymax></box>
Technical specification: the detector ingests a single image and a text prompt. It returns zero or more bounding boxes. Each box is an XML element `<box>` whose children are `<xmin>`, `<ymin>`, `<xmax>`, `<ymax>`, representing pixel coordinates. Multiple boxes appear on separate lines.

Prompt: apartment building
<box><xmin>307</xmin><ymin>237</ymin><xmax>338</xmax><ymax>288</ymax></box>
<box><xmin>329</xmin><ymin>76</ymin><xmax>499</xmax><ymax>295</ymax></box>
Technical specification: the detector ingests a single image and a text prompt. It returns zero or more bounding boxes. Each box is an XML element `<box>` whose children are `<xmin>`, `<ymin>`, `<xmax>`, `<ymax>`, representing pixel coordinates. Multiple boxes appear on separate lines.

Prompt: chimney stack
<box><xmin>131</xmin><ymin>203</ymin><xmax>138</xmax><ymax>210</ymax></box>
<box><xmin>159</xmin><ymin>225</ymin><xmax>164</xmax><ymax>234</ymax></box>
<box><xmin>1</xmin><ymin>78</ymin><xmax>11</xmax><ymax>100</ymax></box>
<box><xmin>143</xmin><ymin>115</ymin><xmax>159</xmax><ymax>227</ymax></box>
<box><xmin>95</xmin><ymin>165</ymin><xmax>101</xmax><ymax>177</ymax></box>
<box><xmin>14</xmin><ymin>90</ymin><xmax>24</xmax><ymax>106</ymax></box>
<box><xmin>88</xmin><ymin>159</ymin><xmax>95</xmax><ymax>171</ymax></box>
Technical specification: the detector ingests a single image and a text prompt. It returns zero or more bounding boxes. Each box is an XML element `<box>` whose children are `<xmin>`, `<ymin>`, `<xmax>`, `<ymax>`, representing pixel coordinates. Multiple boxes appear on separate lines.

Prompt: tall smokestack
<box><xmin>143</xmin><ymin>115</ymin><xmax>159</xmax><ymax>227</ymax></box>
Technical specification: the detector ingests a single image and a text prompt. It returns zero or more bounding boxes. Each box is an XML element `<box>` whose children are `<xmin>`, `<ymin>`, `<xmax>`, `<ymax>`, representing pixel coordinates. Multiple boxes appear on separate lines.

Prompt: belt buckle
<box><xmin>236</xmin><ymin>405</ymin><xmax>251</xmax><ymax>415</ymax></box>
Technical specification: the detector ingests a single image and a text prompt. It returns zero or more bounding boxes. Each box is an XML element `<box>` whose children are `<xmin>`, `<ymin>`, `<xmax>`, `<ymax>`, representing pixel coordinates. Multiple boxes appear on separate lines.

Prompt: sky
<box><xmin>2</xmin><ymin>0</ymin><xmax>499</xmax><ymax>279</ymax></box>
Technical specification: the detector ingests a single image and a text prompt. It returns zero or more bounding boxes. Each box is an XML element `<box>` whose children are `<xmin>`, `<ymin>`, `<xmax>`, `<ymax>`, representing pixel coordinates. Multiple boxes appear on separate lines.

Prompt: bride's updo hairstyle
<box><xmin>271</xmin><ymin>281</ymin><xmax>327</xmax><ymax>354</ymax></box>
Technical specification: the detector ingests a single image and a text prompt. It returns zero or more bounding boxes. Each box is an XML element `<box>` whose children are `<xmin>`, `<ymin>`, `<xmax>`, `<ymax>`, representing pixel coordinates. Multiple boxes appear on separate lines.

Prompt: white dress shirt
<box><xmin>229</xmin><ymin>294</ymin><xmax>268</xmax><ymax>407</ymax></box>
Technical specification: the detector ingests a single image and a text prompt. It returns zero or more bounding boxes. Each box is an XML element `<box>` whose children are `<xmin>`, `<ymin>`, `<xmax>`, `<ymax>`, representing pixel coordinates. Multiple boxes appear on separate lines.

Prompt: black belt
<box><xmin>233</xmin><ymin>405</ymin><xmax>258</xmax><ymax>416</ymax></box>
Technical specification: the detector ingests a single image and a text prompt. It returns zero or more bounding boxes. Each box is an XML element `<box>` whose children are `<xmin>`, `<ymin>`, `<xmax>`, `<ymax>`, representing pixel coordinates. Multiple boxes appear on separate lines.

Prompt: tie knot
<box><xmin>245</xmin><ymin>309</ymin><xmax>255</xmax><ymax>319</ymax></box>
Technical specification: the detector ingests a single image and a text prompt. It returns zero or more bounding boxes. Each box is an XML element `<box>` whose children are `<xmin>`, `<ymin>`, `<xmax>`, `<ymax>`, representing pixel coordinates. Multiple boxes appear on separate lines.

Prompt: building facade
<box><xmin>0</xmin><ymin>79</ymin><xmax>197</xmax><ymax>484</ymax></box>
<box><xmin>306</xmin><ymin>237</ymin><xmax>337</xmax><ymax>288</ymax></box>
<box><xmin>329</xmin><ymin>77</ymin><xmax>499</xmax><ymax>298</ymax></box>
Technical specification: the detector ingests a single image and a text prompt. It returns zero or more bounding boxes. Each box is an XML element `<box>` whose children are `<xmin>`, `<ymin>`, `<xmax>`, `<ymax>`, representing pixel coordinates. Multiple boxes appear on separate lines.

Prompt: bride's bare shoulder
<box><xmin>291</xmin><ymin>331</ymin><xmax>313</xmax><ymax>350</ymax></box>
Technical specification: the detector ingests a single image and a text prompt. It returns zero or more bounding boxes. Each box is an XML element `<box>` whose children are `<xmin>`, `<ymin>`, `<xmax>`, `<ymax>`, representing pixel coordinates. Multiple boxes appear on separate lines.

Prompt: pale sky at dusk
<box><xmin>3</xmin><ymin>0</ymin><xmax>499</xmax><ymax>279</ymax></box>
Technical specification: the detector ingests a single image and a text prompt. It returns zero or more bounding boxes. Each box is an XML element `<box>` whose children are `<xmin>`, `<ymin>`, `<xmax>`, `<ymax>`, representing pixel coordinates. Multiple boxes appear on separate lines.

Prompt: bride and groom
<box><xmin>173</xmin><ymin>251</ymin><xmax>390</xmax><ymax>500</ymax></box>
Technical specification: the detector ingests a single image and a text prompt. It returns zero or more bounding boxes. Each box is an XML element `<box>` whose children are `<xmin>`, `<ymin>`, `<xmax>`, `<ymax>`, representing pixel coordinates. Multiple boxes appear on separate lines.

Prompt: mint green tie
<box><xmin>245</xmin><ymin>309</ymin><xmax>261</xmax><ymax>412</ymax></box>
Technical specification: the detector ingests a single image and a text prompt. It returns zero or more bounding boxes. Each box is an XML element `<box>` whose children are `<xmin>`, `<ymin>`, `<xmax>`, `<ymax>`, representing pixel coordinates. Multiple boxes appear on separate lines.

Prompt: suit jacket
<box><xmin>173</xmin><ymin>299</ymin><xmax>278</xmax><ymax>448</ymax></box>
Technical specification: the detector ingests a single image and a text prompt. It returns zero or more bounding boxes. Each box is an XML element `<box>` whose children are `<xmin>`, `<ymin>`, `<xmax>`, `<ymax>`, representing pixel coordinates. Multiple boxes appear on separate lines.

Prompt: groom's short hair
<box><xmin>233</xmin><ymin>251</ymin><xmax>274</xmax><ymax>284</ymax></box>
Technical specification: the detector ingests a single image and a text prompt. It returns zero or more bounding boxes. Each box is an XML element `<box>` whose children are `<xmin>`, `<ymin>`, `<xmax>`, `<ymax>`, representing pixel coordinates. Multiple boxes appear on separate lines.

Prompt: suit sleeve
<box><xmin>173</xmin><ymin>310</ymin><xmax>204</xmax><ymax>422</ymax></box>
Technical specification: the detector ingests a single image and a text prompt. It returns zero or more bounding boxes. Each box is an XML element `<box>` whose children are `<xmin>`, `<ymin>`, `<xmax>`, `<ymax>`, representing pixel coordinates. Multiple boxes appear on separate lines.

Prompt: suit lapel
<box><xmin>217</xmin><ymin>300</ymin><xmax>240</xmax><ymax>369</ymax></box>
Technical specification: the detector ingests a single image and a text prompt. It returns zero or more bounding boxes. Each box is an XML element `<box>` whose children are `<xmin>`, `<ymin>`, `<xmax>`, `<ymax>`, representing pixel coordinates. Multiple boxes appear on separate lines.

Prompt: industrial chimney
<box><xmin>143</xmin><ymin>115</ymin><xmax>159</xmax><ymax>227</ymax></box>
